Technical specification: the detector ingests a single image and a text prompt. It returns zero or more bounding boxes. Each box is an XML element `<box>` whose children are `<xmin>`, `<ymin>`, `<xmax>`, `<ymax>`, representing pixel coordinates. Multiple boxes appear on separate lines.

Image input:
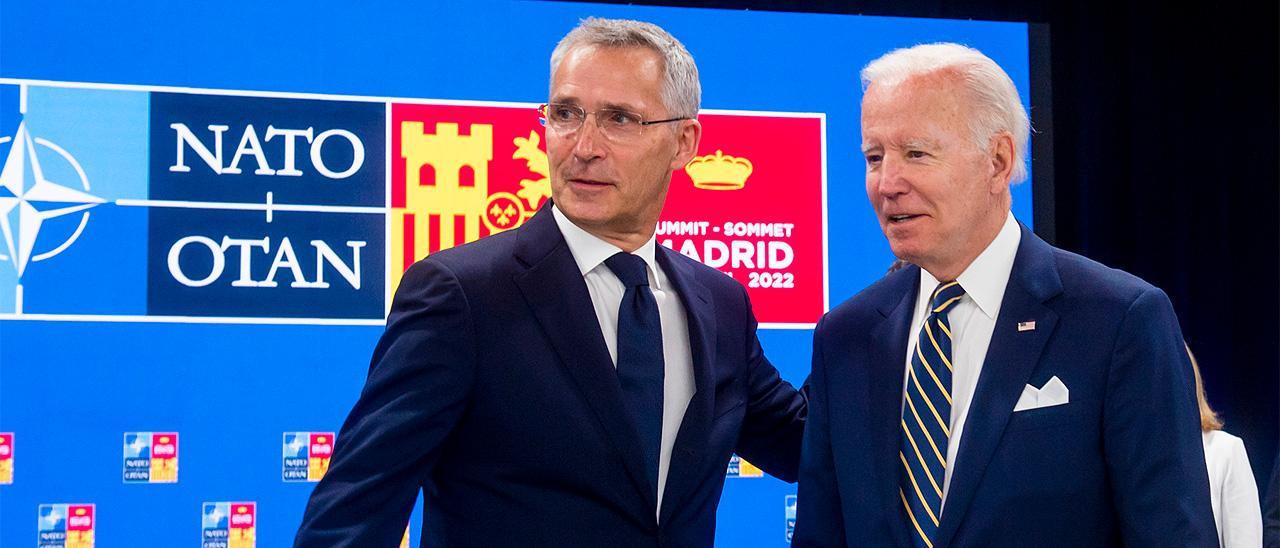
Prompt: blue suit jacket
<box><xmin>794</xmin><ymin>224</ymin><xmax>1216</xmax><ymax>547</ymax></box>
<box><xmin>294</xmin><ymin>205</ymin><xmax>806</xmax><ymax>547</ymax></box>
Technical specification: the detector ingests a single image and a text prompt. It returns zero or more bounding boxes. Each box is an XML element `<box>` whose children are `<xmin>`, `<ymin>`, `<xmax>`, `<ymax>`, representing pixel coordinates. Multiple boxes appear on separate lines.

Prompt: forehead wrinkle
<box><xmin>865</xmin><ymin>78</ymin><xmax>970</xmax><ymax>137</ymax></box>
<box><xmin>863</xmin><ymin>134</ymin><xmax>940</xmax><ymax>152</ymax></box>
<box><xmin>598</xmin><ymin>100</ymin><xmax>645</xmax><ymax>113</ymax></box>
<box><xmin>902</xmin><ymin>137</ymin><xmax>940</xmax><ymax>150</ymax></box>
<box><xmin>550</xmin><ymin>93</ymin><xmax>582</xmax><ymax>105</ymax></box>
<box><xmin>548</xmin><ymin>94</ymin><xmax>646</xmax><ymax>115</ymax></box>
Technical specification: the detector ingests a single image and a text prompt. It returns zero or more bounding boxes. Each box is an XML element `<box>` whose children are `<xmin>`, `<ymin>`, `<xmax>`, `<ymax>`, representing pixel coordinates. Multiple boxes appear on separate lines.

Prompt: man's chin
<box><xmin>887</xmin><ymin>242</ymin><xmax>924</xmax><ymax>267</ymax></box>
<box><xmin>558</xmin><ymin>201</ymin><xmax>614</xmax><ymax>228</ymax></box>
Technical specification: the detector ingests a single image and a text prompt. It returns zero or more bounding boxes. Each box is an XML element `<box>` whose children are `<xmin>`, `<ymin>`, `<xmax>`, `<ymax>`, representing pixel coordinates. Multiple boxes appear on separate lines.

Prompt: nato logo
<box><xmin>123</xmin><ymin>432</ymin><xmax>178</xmax><ymax>483</ymax></box>
<box><xmin>785</xmin><ymin>495</ymin><xmax>798</xmax><ymax>543</ymax></box>
<box><xmin>149</xmin><ymin>92</ymin><xmax>385</xmax><ymax>320</ymax></box>
<box><xmin>123</xmin><ymin>432</ymin><xmax>152</xmax><ymax>482</ymax></box>
<box><xmin>0</xmin><ymin>81</ymin><xmax>385</xmax><ymax>322</ymax></box>
<box><xmin>283</xmin><ymin>432</ymin><xmax>333</xmax><ymax>482</ymax></box>
<box><xmin>725</xmin><ymin>454</ymin><xmax>763</xmax><ymax>478</ymax></box>
<box><xmin>0</xmin><ymin>84</ymin><xmax>126</xmax><ymax>318</ymax></box>
<box><xmin>39</xmin><ymin>503</ymin><xmax>95</xmax><ymax>548</ymax></box>
<box><xmin>202</xmin><ymin>501</ymin><xmax>255</xmax><ymax>548</ymax></box>
<box><xmin>38</xmin><ymin>504</ymin><xmax>69</xmax><ymax>547</ymax></box>
<box><xmin>202</xmin><ymin>502</ymin><xmax>231</xmax><ymax>547</ymax></box>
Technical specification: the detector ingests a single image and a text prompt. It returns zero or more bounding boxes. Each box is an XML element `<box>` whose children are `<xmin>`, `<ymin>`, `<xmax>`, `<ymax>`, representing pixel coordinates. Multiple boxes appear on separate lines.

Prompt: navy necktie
<box><xmin>604</xmin><ymin>251</ymin><xmax>665</xmax><ymax>500</ymax></box>
<box><xmin>900</xmin><ymin>281</ymin><xmax>966</xmax><ymax>548</ymax></box>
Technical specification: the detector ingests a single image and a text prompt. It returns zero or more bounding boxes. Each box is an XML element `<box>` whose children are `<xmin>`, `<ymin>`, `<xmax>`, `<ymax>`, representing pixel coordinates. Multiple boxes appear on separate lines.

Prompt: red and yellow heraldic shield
<box><xmin>390</xmin><ymin>103</ymin><xmax>825</xmax><ymax>325</ymax></box>
<box><xmin>150</xmin><ymin>432</ymin><xmax>178</xmax><ymax>483</ymax></box>
<box><xmin>229</xmin><ymin>502</ymin><xmax>256</xmax><ymax>548</ymax></box>
<box><xmin>67</xmin><ymin>504</ymin><xmax>95</xmax><ymax>548</ymax></box>
<box><xmin>0</xmin><ymin>433</ymin><xmax>12</xmax><ymax>484</ymax></box>
<box><xmin>308</xmin><ymin>433</ymin><xmax>333</xmax><ymax>481</ymax></box>
<box><xmin>391</xmin><ymin>103</ymin><xmax>549</xmax><ymax>293</ymax></box>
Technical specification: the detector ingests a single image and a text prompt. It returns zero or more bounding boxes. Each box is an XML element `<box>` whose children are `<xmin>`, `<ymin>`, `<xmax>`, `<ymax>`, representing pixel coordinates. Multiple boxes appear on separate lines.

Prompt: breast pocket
<box><xmin>1004</xmin><ymin>402</ymin><xmax>1097</xmax><ymax>433</ymax></box>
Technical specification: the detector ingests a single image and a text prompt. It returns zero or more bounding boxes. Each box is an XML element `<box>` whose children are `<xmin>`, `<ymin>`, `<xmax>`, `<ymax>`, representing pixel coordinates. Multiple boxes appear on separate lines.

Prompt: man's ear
<box><xmin>987</xmin><ymin>131</ymin><xmax>1016</xmax><ymax>192</ymax></box>
<box><xmin>670</xmin><ymin>118</ymin><xmax>703</xmax><ymax>171</ymax></box>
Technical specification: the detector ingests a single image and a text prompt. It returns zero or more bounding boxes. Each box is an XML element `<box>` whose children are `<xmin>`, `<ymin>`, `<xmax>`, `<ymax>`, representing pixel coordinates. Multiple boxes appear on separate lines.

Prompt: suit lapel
<box><xmin>511</xmin><ymin>206</ymin><xmax>657</xmax><ymax>514</ymax></box>
<box><xmin>653</xmin><ymin>246</ymin><xmax>717</xmax><ymax>525</ymax></box>
<box><xmin>864</xmin><ymin>269</ymin><xmax>919</xmax><ymax>548</ymax></box>
<box><xmin>933</xmin><ymin>225</ymin><xmax>1063</xmax><ymax>546</ymax></box>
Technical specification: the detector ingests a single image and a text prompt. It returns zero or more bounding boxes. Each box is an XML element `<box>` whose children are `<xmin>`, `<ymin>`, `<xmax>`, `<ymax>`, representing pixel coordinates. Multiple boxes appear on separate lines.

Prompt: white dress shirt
<box><xmin>903</xmin><ymin>211</ymin><xmax>1021</xmax><ymax>509</ymax></box>
<box><xmin>552</xmin><ymin>205</ymin><xmax>695</xmax><ymax>516</ymax></box>
<box><xmin>1204</xmin><ymin>429</ymin><xmax>1263</xmax><ymax>547</ymax></box>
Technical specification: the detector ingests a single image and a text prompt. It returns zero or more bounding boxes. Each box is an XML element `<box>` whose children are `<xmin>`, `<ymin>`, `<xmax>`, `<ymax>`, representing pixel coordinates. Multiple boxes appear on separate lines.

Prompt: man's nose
<box><xmin>572</xmin><ymin>115</ymin><xmax>606</xmax><ymax>162</ymax></box>
<box><xmin>875</xmin><ymin>156</ymin><xmax>910</xmax><ymax>197</ymax></box>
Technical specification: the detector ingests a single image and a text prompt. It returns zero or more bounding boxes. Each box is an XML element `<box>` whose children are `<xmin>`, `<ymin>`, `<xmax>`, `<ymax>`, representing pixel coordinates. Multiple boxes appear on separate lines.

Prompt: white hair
<box><xmin>861</xmin><ymin>43</ymin><xmax>1030</xmax><ymax>183</ymax></box>
<box><xmin>550</xmin><ymin>17</ymin><xmax>701</xmax><ymax>119</ymax></box>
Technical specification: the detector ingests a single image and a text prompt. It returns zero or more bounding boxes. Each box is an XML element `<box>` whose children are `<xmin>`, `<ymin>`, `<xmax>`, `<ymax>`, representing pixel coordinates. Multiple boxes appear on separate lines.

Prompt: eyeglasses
<box><xmin>537</xmin><ymin>103</ymin><xmax>689</xmax><ymax>141</ymax></box>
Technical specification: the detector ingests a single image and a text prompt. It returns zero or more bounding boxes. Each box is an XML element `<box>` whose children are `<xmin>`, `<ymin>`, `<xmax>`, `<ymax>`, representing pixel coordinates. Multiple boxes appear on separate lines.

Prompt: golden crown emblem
<box><xmin>685</xmin><ymin>150</ymin><xmax>752</xmax><ymax>190</ymax></box>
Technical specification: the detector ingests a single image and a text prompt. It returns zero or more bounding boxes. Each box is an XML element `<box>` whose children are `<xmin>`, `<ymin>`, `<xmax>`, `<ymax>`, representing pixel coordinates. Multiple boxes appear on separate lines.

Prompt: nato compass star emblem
<box><xmin>0</xmin><ymin>120</ymin><xmax>103</xmax><ymax>278</ymax></box>
<box><xmin>127</xmin><ymin>434</ymin><xmax>149</xmax><ymax>457</ymax></box>
<box><xmin>40</xmin><ymin>505</ymin><xmax>65</xmax><ymax>529</ymax></box>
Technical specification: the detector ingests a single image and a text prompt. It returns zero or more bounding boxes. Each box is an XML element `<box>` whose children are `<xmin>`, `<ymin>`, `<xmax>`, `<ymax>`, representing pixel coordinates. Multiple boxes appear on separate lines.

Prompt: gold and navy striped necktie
<box><xmin>899</xmin><ymin>281</ymin><xmax>965</xmax><ymax>548</ymax></box>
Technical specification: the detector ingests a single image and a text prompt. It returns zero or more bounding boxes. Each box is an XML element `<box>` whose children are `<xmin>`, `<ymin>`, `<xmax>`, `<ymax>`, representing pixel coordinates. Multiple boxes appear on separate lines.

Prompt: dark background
<box><xmin>578</xmin><ymin>0</ymin><xmax>1280</xmax><ymax>492</ymax></box>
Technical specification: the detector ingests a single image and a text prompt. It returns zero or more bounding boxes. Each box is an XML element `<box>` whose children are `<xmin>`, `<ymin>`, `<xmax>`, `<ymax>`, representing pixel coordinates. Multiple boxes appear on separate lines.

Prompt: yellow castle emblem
<box><xmin>685</xmin><ymin>150</ymin><xmax>752</xmax><ymax>190</ymax></box>
<box><xmin>393</xmin><ymin>122</ymin><xmax>551</xmax><ymax>293</ymax></box>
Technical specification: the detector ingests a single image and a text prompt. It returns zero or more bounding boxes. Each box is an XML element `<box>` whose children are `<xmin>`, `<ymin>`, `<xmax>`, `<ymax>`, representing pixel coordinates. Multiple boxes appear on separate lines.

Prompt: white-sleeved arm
<box><xmin>1220</xmin><ymin>435</ymin><xmax>1263</xmax><ymax>548</ymax></box>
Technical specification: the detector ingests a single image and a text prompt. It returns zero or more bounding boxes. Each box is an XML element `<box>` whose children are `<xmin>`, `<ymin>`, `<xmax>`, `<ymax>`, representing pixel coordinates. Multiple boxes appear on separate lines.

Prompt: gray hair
<box><xmin>861</xmin><ymin>43</ymin><xmax>1030</xmax><ymax>183</ymax></box>
<box><xmin>550</xmin><ymin>17</ymin><xmax>701</xmax><ymax>119</ymax></box>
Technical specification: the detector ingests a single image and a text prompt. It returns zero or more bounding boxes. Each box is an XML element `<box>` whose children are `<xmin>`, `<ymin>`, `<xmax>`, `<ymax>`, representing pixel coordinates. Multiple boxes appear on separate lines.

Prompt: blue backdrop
<box><xmin>0</xmin><ymin>1</ymin><xmax>1032</xmax><ymax>546</ymax></box>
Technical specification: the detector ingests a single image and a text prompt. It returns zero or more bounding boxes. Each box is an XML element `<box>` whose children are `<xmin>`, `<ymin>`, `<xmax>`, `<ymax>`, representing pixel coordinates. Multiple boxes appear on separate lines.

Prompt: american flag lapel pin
<box><xmin>1017</xmin><ymin>321</ymin><xmax>1036</xmax><ymax>332</ymax></box>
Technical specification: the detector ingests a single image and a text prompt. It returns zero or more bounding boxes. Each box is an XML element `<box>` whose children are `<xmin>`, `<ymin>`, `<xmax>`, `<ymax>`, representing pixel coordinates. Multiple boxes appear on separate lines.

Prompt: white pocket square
<box><xmin>1013</xmin><ymin>375</ymin><xmax>1070</xmax><ymax>412</ymax></box>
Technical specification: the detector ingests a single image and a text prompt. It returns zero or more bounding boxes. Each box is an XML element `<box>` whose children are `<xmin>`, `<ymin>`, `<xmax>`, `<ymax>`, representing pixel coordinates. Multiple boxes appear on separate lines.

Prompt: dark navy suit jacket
<box><xmin>794</xmin><ymin>224</ymin><xmax>1216</xmax><ymax>547</ymax></box>
<box><xmin>294</xmin><ymin>205</ymin><xmax>806</xmax><ymax>547</ymax></box>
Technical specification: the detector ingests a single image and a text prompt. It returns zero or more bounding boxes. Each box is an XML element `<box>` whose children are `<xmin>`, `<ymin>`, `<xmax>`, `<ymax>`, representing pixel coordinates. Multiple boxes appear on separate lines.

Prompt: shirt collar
<box><xmin>918</xmin><ymin>211</ymin><xmax>1021</xmax><ymax>319</ymax></box>
<box><xmin>552</xmin><ymin>204</ymin><xmax>662</xmax><ymax>290</ymax></box>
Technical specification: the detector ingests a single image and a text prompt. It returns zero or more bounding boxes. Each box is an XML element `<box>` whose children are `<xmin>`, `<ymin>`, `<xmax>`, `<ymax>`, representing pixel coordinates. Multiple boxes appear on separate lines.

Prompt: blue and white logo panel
<box><xmin>0</xmin><ymin>81</ymin><xmax>387</xmax><ymax>322</ymax></box>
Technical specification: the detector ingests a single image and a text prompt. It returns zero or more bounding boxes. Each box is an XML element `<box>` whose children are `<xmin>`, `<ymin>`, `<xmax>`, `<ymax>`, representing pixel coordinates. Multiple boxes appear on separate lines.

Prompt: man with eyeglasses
<box><xmin>294</xmin><ymin>17</ymin><xmax>806</xmax><ymax>547</ymax></box>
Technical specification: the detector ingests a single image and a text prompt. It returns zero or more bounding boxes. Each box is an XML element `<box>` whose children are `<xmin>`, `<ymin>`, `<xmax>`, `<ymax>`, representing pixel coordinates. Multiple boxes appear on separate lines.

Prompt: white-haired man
<box><xmin>794</xmin><ymin>43</ymin><xmax>1216</xmax><ymax>547</ymax></box>
<box><xmin>293</xmin><ymin>17</ymin><xmax>805</xmax><ymax>547</ymax></box>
